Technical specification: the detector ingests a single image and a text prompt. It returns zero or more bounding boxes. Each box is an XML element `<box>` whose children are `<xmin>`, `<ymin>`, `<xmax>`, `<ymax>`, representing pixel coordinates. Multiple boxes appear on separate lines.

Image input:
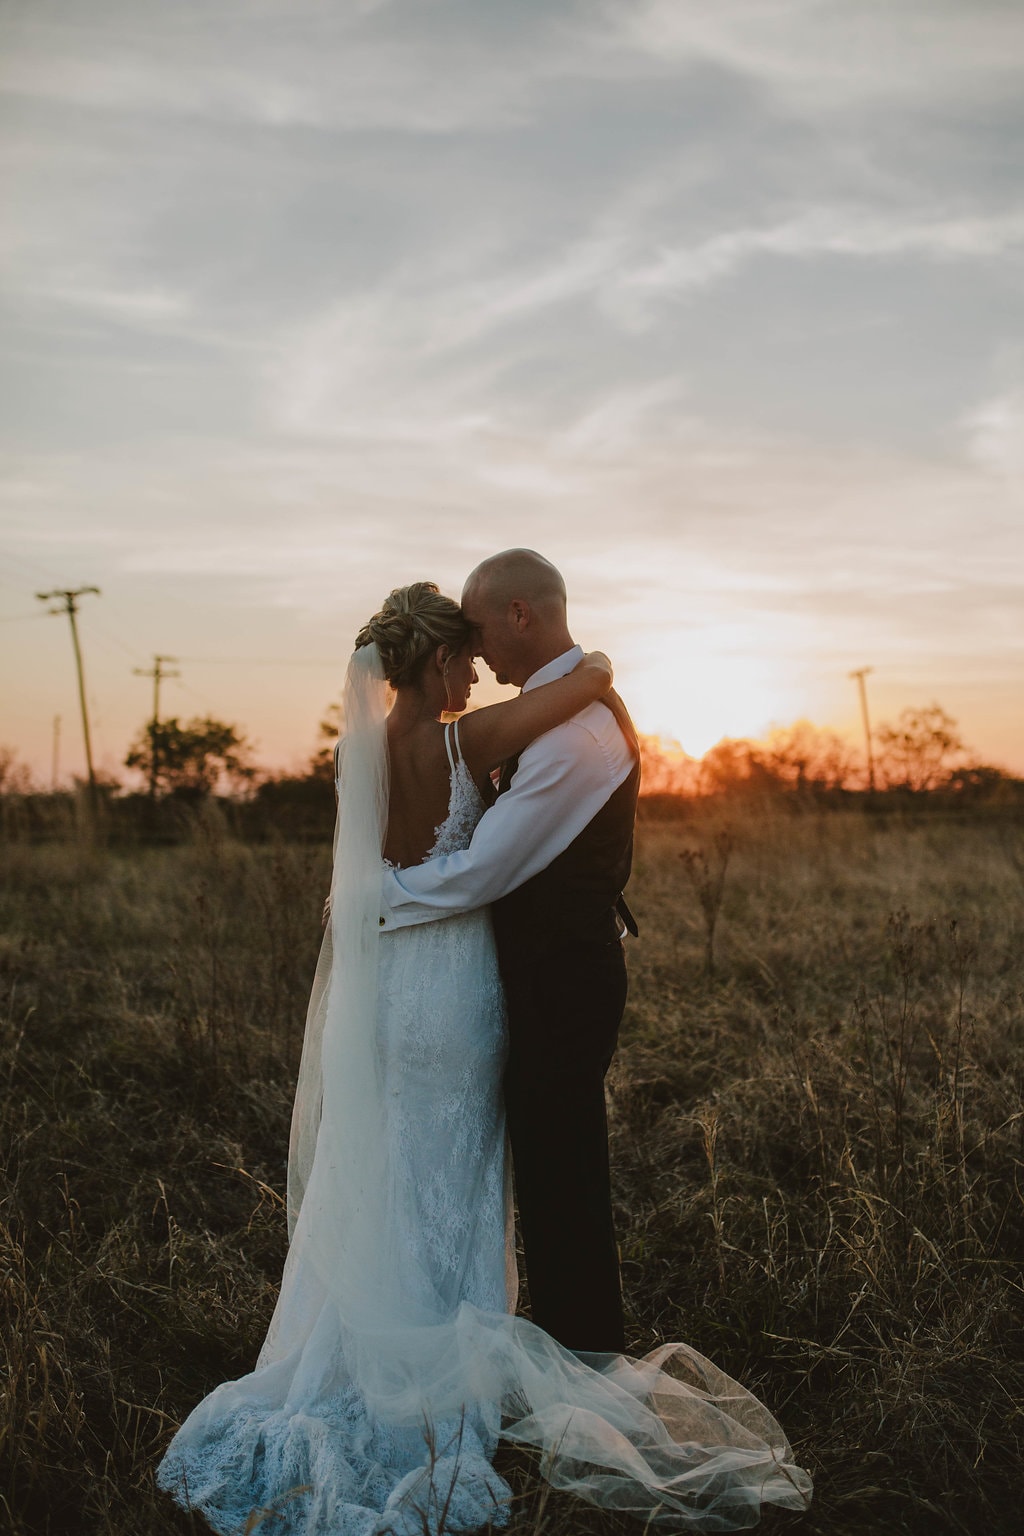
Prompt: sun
<box><xmin>625</xmin><ymin>636</ymin><xmax>796</xmax><ymax>758</ymax></box>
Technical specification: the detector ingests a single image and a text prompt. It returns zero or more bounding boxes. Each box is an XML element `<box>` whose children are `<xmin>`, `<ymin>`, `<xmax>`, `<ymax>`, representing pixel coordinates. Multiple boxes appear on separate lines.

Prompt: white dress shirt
<box><xmin>379</xmin><ymin>645</ymin><xmax>635</xmax><ymax>930</ymax></box>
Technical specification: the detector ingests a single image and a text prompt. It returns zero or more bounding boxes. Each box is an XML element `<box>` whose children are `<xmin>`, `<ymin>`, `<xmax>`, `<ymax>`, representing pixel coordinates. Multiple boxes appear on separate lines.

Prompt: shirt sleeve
<box><xmin>380</xmin><ymin>720</ymin><xmax>618</xmax><ymax>929</ymax></box>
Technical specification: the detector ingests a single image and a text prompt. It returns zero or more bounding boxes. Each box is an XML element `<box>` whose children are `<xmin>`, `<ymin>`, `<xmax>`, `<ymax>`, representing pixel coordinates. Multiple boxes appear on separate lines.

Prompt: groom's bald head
<box><xmin>462</xmin><ymin>549</ymin><xmax>573</xmax><ymax>687</ymax></box>
<box><xmin>463</xmin><ymin>548</ymin><xmax>565</xmax><ymax>613</ymax></box>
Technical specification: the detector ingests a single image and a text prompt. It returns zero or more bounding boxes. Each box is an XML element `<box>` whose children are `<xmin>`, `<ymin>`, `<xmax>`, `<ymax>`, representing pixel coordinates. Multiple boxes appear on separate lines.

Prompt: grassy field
<box><xmin>2</xmin><ymin>805</ymin><xmax>1022</xmax><ymax>1535</ymax></box>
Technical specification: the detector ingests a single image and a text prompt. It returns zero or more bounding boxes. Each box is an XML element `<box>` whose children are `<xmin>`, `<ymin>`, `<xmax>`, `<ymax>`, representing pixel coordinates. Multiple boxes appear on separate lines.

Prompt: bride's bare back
<box><xmin>383</xmin><ymin>719</ymin><xmax>459</xmax><ymax>869</ymax></box>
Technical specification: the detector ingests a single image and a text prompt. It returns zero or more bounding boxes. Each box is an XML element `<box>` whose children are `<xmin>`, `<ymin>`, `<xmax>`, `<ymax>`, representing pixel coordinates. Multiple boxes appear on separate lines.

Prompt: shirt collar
<box><xmin>522</xmin><ymin>644</ymin><xmax>584</xmax><ymax>694</ymax></box>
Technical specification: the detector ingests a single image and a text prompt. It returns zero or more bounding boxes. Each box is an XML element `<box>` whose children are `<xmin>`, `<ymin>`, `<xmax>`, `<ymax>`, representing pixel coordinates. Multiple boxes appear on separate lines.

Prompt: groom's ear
<box><xmin>509</xmin><ymin>599</ymin><xmax>530</xmax><ymax>632</ymax></box>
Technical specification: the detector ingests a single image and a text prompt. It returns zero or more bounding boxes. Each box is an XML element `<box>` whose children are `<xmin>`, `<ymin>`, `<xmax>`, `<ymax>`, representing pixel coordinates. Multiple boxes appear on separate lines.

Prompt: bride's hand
<box><xmin>578</xmin><ymin>650</ymin><xmax>613</xmax><ymax>689</ymax></box>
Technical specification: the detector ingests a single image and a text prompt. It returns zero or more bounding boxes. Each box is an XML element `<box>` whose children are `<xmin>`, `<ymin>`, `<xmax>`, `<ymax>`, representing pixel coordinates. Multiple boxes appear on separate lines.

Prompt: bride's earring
<box><xmin>442</xmin><ymin>657</ymin><xmax>454</xmax><ymax>713</ymax></box>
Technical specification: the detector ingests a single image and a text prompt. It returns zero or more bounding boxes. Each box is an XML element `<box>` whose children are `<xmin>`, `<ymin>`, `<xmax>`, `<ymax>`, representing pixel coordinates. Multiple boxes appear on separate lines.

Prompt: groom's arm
<box><xmin>380</xmin><ymin>715</ymin><xmax>631</xmax><ymax>929</ymax></box>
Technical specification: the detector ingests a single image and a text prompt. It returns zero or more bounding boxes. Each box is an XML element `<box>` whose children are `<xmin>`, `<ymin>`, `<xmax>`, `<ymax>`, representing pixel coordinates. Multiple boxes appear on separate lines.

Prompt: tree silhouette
<box><xmin>309</xmin><ymin>701</ymin><xmax>343</xmax><ymax>783</ymax></box>
<box><xmin>760</xmin><ymin>720</ymin><xmax>856</xmax><ymax>795</ymax></box>
<box><xmin>875</xmin><ymin>704</ymin><xmax>965</xmax><ymax>792</ymax></box>
<box><xmin>637</xmin><ymin>734</ymin><xmax>699</xmax><ymax>796</ymax></box>
<box><xmin>697</xmin><ymin>738</ymin><xmax>775</xmax><ymax>796</ymax></box>
<box><xmin>125</xmin><ymin>716</ymin><xmax>255</xmax><ymax>797</ymax></box>
<box><xmin>0</xmin><ymin>746</ymin><xmax>33</xmax><ymax>795</ymax></box>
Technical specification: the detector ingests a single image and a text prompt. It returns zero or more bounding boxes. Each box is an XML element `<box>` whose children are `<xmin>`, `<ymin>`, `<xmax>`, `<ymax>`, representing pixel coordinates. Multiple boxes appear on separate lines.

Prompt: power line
<box><xmin>36</xmin><ymin>587</ymin><xmax>101</xmax><ymax>821</ymax></box>
<box><xmin>0</xmin><ymin>610</ymin><xmax>49</xmax><ymax>624</ymax></box>
<box><xmin>169</xmin><ymin>676</ymin><xmax>233</xmax><ymax>722</ymax></box>
<box><xmin>87</xmin><ymin>613</ymin><xmax>148</xmax><ymax>664</ymax></box>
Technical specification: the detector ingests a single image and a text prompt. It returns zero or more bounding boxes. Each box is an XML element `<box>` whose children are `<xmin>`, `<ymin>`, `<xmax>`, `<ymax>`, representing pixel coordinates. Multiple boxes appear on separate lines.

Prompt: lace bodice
<box><xmin>427</xmin><ymin>721</ymin><xmax>485</xmax><ymax>861</ymax></box>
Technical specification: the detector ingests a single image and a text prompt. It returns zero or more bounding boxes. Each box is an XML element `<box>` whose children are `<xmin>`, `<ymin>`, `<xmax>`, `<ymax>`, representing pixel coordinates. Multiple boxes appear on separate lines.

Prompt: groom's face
<box><xmin>461</xmin><ymin>582</ymin><xmax>517</xmax><ymax>687</ymax></box>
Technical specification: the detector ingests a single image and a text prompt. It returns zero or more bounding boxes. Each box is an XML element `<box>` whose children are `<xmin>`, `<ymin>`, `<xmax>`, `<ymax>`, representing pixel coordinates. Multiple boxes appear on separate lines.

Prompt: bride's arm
<box><xmin>457</xmin><ymin>652</ymin><xmax>613</xmax><ymax>778</ymax></box>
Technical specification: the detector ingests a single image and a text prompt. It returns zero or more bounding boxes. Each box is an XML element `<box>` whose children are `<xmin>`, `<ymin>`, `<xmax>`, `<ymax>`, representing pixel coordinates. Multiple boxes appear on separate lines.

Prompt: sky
<box><xmin>2</xmin><ymin>0</ymin><xmax>1022</xmax><ymax>786</ymax></box>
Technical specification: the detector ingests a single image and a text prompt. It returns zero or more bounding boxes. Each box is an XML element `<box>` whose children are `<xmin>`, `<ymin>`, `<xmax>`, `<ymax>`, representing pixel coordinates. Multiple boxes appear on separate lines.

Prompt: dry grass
<box><xmin>2</xmin><ymin>804</ymin><xmax>1022</xmax><ymax>1535</ymax></box>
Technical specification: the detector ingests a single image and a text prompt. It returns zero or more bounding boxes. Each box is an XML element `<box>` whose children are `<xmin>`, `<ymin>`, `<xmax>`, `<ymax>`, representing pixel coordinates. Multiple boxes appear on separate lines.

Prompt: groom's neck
<box><xmin>514</xmin><ymin>626</ymin><xmax>575</xmax><ymax>687</ymax></box>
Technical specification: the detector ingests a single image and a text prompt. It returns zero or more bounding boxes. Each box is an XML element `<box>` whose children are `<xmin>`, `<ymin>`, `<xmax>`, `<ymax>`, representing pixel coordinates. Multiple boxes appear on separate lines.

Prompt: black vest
<box><xmin>492</xmin><ymin>745</ymin><xmax>640</xmax><ymax>958</ymax></box>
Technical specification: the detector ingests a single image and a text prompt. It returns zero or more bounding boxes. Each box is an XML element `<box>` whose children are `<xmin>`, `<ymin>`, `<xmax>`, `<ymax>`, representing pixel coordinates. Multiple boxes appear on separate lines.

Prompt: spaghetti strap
<box><xmin>443</xmin><ymin>720</ymin><xmax>457</xmax><ymax>774</ymax></box>
<box><xmin>450</xmin><ymin>717</ymin><xmax>463</xmax><ymax>764</ymax></box>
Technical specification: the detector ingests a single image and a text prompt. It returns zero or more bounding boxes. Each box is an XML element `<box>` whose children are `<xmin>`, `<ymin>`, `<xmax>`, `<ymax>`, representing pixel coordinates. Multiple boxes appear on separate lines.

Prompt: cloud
<box><xmin>558</xmin><ymin>377</ymin><xmax>692</xmax><ymax>457</ymax></box>
<box><xmin>605</xmin><ymin>205</ymin><xmax>1024</xmax><ymax>323</ymax></box>
<box><xmin>587</xmin><ymin>0</ymin><xmax>1024</xmax><ymax>109</ymax></box>
<box><xmin>962</xmin><ymin>390</ymin><xmax>1024</xmax><ymax>478</ymax></box>
<box><xmin>0</xmin><ymin>0</ymin><xmax>555</xmax><ymax>135</ymax></box>
<box><xmin>26</xmin><ymin>281</ymin><xmax>192</xmax><ymax>329</ymax></box>
<box><xmin>265</xmin><ymin>229</ymin><xmax>634</xmax><ymax>445</ymax></box>
<box><xmin>9</xmin><ymin>0</ymin><xmax>1023</xmax><ymax>142</ymax></box>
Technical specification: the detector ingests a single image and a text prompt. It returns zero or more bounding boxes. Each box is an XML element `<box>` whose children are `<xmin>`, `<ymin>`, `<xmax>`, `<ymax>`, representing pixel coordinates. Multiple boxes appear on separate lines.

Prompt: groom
<box><xmin>379</xmin><ymin>549</ymin><xmax>640</xmax><ymax>1354</ymax></box>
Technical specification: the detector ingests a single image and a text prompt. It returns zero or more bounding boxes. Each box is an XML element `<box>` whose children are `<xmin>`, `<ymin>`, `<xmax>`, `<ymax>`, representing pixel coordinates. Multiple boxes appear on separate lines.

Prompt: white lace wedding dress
<box><xmin>157</xmin><ymin>667</ymin><xmax>812</xmax><ymax>1535</ymax></box>
<box><xmin>158</xmin><ymin>725</ymin><xmax>517</xmax><ymax>1533</ymax></box>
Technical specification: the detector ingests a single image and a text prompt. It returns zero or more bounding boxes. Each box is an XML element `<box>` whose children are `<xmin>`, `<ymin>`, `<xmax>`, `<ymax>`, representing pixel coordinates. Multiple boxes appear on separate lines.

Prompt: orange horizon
<box><xmin>6</xmin><ymin>711</ymin><xmax>1019</xmax><ymax>801</ymax></box>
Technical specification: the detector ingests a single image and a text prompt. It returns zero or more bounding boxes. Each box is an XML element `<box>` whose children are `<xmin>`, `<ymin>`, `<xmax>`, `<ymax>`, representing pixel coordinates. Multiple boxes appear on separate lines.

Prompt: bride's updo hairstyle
<box><xmin>354</xmin><ymin>581</ymin><xmax>470</xmax><ymax>689</ymax></box>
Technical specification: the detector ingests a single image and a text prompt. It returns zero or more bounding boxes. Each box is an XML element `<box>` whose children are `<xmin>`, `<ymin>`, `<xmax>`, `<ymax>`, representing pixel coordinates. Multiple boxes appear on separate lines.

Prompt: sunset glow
<box><xmin>622</xmin><ymin>629</ymin><xmax>793</xmax><ymax>760</ymax></box>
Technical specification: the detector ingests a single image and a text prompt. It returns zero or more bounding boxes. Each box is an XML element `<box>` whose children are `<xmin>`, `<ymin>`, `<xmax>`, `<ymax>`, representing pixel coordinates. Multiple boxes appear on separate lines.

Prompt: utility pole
<box><xmin>36</xmin><ymin>587</ymin><xmax>100</xmax><ymax>820</ymax></box>
<box><xmin>849</xmin><ymin>666</ymin><xmax>876</xmax><ymax>793</ymax></box>
<box><xmin>133</xmin><ymin>654</ymin><xmax>180</xmax><ymax>798</ymax></box>
<box><xmin>52</xmin><ymin>715</ymin><xmax>61</xmax><ymax>792</ymax></box>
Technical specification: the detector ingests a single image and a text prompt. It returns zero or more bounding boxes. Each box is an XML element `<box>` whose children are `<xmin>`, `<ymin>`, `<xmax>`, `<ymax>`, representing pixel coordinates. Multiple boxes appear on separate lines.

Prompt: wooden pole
<box><xmin>849</xmin><ymin>666</ymin><xmax>876</xmax><ymax>792</ymax></box>
<box><xmin>36</xmin><ymin>587</ymin><xmax>101</xmax><ymax>821</ymax></box>
<box><xmin>133</xmin><ymin>655</ymin><xmax>180</xmax><ymax>798</ymax></box>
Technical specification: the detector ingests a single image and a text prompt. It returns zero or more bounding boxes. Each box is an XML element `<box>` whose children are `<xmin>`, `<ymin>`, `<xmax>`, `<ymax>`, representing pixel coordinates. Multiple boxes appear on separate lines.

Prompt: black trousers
<box><xmin>500</xmin><ymin>936</ymin><xmax>627</xmax><ymax>1355</ymax></box>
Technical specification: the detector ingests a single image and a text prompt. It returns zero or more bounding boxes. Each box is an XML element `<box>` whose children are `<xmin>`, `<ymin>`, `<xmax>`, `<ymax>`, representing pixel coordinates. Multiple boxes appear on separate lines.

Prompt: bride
<box><xmin>157</xmin><ymin>582</ymin><xmax>812</xmax><ymax>1534</ymax></box>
